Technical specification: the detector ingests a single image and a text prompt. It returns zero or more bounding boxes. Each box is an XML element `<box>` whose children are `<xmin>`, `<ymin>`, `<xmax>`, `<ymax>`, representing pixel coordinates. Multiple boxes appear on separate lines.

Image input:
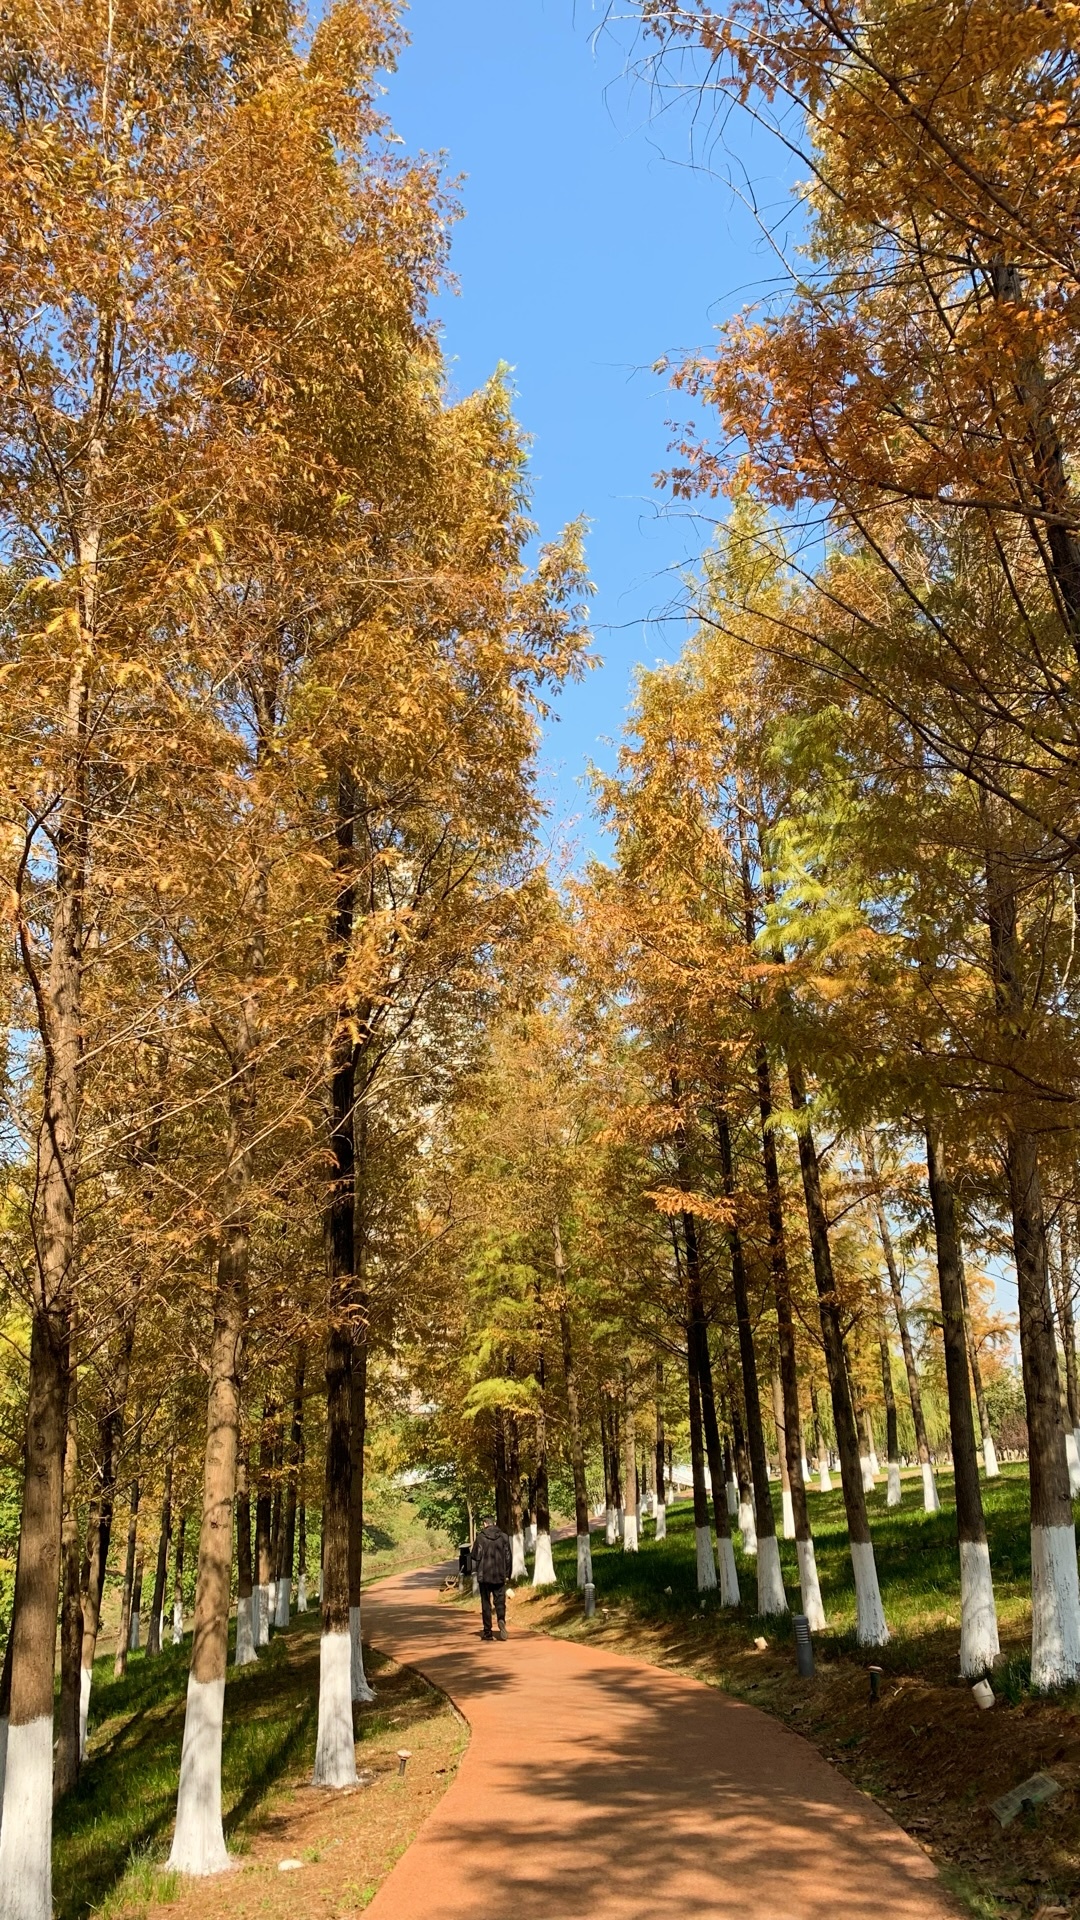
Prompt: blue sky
<box><xmin>386</xmin><ymin>1</ymin><xmax>791</xmax><ymax>860</ymax></box>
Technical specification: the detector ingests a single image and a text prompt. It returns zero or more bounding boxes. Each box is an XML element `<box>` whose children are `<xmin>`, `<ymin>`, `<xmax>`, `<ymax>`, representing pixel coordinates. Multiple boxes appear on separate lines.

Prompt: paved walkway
<box><xmin>362</xmin><ymin>1566</ymin><xmax>958</xmax><ymax>1920</ymax></box>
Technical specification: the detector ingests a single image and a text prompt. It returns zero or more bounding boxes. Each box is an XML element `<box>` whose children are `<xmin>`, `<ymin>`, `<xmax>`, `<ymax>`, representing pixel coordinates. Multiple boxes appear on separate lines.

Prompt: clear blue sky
<box><xmin>386</xmin><ymin>1</ymin><xmax>789</xmax><ymax>858</ymax></box>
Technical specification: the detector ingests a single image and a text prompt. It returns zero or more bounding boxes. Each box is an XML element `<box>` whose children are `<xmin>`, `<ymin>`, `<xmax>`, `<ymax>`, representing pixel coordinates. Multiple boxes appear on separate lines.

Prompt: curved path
<box><xmin>362</xmin><ymin>1566</ymin><xmax>958</xmax><ymax>1920</ymax></box>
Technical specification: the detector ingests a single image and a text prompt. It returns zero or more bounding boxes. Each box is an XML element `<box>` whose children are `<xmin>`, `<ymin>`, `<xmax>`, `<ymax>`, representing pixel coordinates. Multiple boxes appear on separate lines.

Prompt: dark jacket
<box><xmin>472</xmin><ymin>1522</ymin><xmax>512</xmax><ymax>1584</ymax></box>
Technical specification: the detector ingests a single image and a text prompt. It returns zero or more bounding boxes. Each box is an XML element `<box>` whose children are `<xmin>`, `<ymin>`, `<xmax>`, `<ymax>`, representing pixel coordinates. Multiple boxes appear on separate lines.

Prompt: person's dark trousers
<box><xmin>479</xmin><ymin>1581</ymin><xmax>506</xmax><ymax>1634</ymax></box>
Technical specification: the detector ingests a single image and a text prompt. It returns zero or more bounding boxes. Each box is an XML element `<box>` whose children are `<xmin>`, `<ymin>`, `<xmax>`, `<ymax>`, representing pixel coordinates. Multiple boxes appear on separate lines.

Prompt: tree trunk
<box><xmin>114</xmin><ymin>1471</ymin><xmax>141</xmax><ymax>1679</ymax></box>
<box><xmin>234</xmin><ymin>1455</ymin><xmax>256</xmax><ymax>1667</ymax></box>
<box><xmin>1051</xmin><ymin>1222</ymin><xmax>1080</xmax><ymax>1492</ymax></box>
<box><xmin>172</xmin><ymin>1512</ymin><xmax>186</xmax><ymax>1645</ymax></box>
<box><xmin>988</xmin><ymin>258</ymin><xmax>1080</xmax><ymax>653</ymax></box>
<box><xmin>986</xmin><ymin>832</ymin><xmax>1080</xmax><ymax>1687</ymax></box>
<box><xmin>168</xmin><ymin>1208</ymin><xmax>248</xmax><ymax>1874</ymax></box>
<box><xmin>715</xmin><ymin>1106</ymin><xmax>786</xmax><ymax>1616</ymax></box>
<box><xmin>278</xmin><ymin>1349</ymin><xmax>305</xmax><ymax>1631</ymax></box>
<box><xmin>532</xmin><ymin>1344</ymin><xmax>556</xmax><ymax>1583</ymax></box>
<box><xmin>268</xmin><ymin>1434</ymin><xmax>283</xmax><ymax>1618</ymax></box>
<box><xmin>746</xmin><ymin>860</ymin><xmax>822</xmax><ymax>1617</ymax></box>
<box><xmin>756</xmin><ymin>1057</ymin><xmax>826</xmax><ymax>1623</ymax></box>
<box><xmin>959</xmin><ymin>1256</ymin><xmax>999</xmax><ymax>1477</ymax></box>
<box><xmin>873</xmin><ymin>1293</ymin><xmax>902</xmax><ymax>1508</ymax></box>
<box><xmin>54</xmin><ymin>1362</ymin><xmax>83</xmax><ymax>1798</ymax></box>
<box><xmin>316</xmin><ymin>1318</ymin><xmax>354</xmax><ymax>1784</ymax></box>
<box><xmin>493</xmin><ymin>1408</ymin><xmax>511</xmax><ymax>1536</ymax></box>
<box><xmin>686</xmin><ymin>1335</ymin><xmax>717</xmax><ymax>1593</ymax></box>
<box><xmin>864</xmin><ymin>1133</ymin><xmax>939</xmax><ymax>1511</ymax></box>
<box><xmin>772</xmin><ymin>1373</ymin><xmax>794</xmax><ymax>1535</ymax></box>
<box><xmin>146</xmin><ymin>1457</ymin><xmax>173</xmax><ymax>1658</ymax></box>
<box><xmin>810</xmin><ymin>1381</ymin><xmax>832</xmax><ymax>1492</ymax></box>
<box><xmin>670</xmin><ymin>1114</ymin><xmax>739</xmax><ymax>1598</ymax></box>
<box><xmin>298</xmin><ymin>1495</ymin><xmax>308</xmax><ymax>1611</ymax></box>
<box><xmin>555</xmin><ymin>1224</ymin><xmax>591</xmax><ymax>1586</ymax></box>
<box><xmin>925</xmin><ymin>1118</ymin><xmax>999</xmax><ymax>1676</ymax></box>
<box><xmin>0</xmin><ymin>651</ymin><xmax>88</xmax><ymax>1919</ymax></box>
<box><xmin>79</xmin><ymin>1313</ymin><xmax>135</xmax><ymax>1750</ymax></box>
<box><xmin>730</xmin><ymin>1397</ymin><xmax>756</xmax><ymax>1552</ymax></box>
<box><xmin>314</xmin><ymin>772</ymin><xmax>361</xmax><ymax>1788</ymax></box>
<box><xmin>788</xmin><ymin>1060</ymin><xmax>888</xmax><ymax>1645</ymax></box>
<box><xmin>254</xmin><ymin>1399</ymin><xmax>274</xmax><ymax>1649</ymax></box>
<box><xmin>620</xmin><ymin>1378</ymin><xmax>639</xmax><ymax>1555</ymax></box>
<box><xmin>348</xmin><ymin>1333</ymin><xmax>374</xmax><ymax>1700</ymax></box>
<box><xmin>128</xmin><ymin>1548</ymin><xmax>145</xmax><ymax>1653</ymax></box>
<box><xmin>654</xmin><ymin>1358</ymin><xmax>667</xmax><ymax>1541</ymax></box>
<box><xmin>1006</xmin><ymin>1129</ymin><xmax>1079</xmax><ymax>1685</ymax></box>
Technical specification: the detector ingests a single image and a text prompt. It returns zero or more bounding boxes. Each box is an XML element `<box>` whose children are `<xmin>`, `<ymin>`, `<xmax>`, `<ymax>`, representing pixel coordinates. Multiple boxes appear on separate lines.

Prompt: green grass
<box><xmin>53</xmin><ymin>1620</ymin><xmax>322</xmax><ymax>1920</ymax></box>
<box><xmin>55</xmin><ymin>1489</ymin><xmax>456</xmax><ymax>1920</ymax></box>
<box><xmin>545</xmin><ymin>1465</ymin><xmax>1046</xmax><ymax>1682</ymax></box>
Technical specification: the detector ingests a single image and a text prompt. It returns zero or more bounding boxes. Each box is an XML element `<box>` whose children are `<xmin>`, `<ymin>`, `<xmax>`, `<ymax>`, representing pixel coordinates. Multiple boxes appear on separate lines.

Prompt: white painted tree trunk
<box><xmin>255</xmin><ymin>1585</ymin><xmax>269</xmax><ymax>1647</ymax></box>
<box><xmin>796</xmin><ymin>1537</ymin><xmax>827</xmax><ymax>1631</ymax></box>
<box><xmin>1066</xmin><ymin>1430</ymin><xmax>1080</xmax><ymax>1498</ymax></box>
<box><xmin>860</xmin><ymin>1454</ymin><xmax>875</xmax><ymax>1494</ymax></box>
<box><xmin>604</xmin><ymin>1506</ymin><xmax>617</xmax><ymax>1545</ymax></box>
<box><xmin>717</xmin><ymin>1535</ymin><xmax>740</xmax><ymax>1606</ymax></box>
<box><xmin>526</xmin><ymin>1521</ymin><xmax>537</xmax><ymax>1553</ymax></box>
<box><xmin>983</xmin><ymin>1434</ymin><xmax>1000</xmax><ymax>1479</ymax></box>
<box><xmin>958</xmin><ymin>1539</ymin><xmax>1000</xmax><ymax>1678</ymax></box>
<box><xmin>510</xmin><ymin>1531</ymin><xmax>527</xmax><ymax>1581</ymax></box>
<box><xmin>921</xmin><ymin>1462</ymin><xmax>941</xmax><ymax>1513</ymax></box>
<box><xmin>167</xmin><ymin>1676</ymin><xmax>230</xmax><ymax>1875</ymax></box>
<box><xmin>781</xmin><ymin>1489</ymin><xmax>795</xmax><ymax>1539</ymax></box>
<box><xmin>818</xmin><ymin>1461</ymin><xmax>832</xmax><ymax>1493</ymax></box>
<box><xmin>128</xmin><ymin>1611</ymin><xmax>140</xmax><ymax>1653</ymax></box>
<box><xmin>622</xmin><ymin>1511</ymin><xmax>639</xmax><ymax>1553</ymax></box>
<box><xmin>533</xmin><ymin>1531</ymin><xmax>557</xmax><ymax>1583</ymax></box>
<box><xmin>313</xmin><ymin>1631</ymin><xmax>357</xmax><ymax>1786</ymax></box>
<box><xmin>349</xmin><ymin>1606</ymin><xmax>375</xmax><ymax>1703</ymax></box>
<box><xmin>0</xmin><ymin>1714</ymin><xmax>7</xmax><ymax>1820</ymax></box>
<box><xmin>1031</xmin><ymin>1524</ymin><xmax>1080</xmax><ymax>1690</ymax></box>
<box><xmin>756</xmin><ymin>1535</ymin><xmax>788</xmax><ymax>1616</ymax></box>
<box><xmin>617</xmin><ymin>1504</ymin><xmax>625</xmax><ymax>1539</ymax></box>
<box><xmin>234</xmin><ymin>1595</ymin><xmax>257</xmax><ymax>1667</ymax></box>
<box><xmin>78</xmin><ymin>1667</ymin><xmax>92</xmax><ymax>1759</ymax></box>
<box><xmin>738</xmin><ymin>1500</ymin><xmax>757</xmax><ymax>1555</ymax></box>
<box><xmin>274</xmin><ymin>1578</ymin><xmax>290</xmax><ymax>1629</ymax></box>
<box><xmin>868</xmin><ymin>1443</ymin><xmax>880</xmax><ymax>1476</ymax></box>
<box><xmin>695</xmin><ymin>1525</ymin><xmax>717</xmax><ymax>1591</ymax></box>
<box><xmin>653</xmin><ymin>1502</ymin><xmax>667</xmax><ymax>1541</ymax></box>
<box><xmin>267</xmin><ymin>1579</ymin><xmax>276</xmax><ymax>1623</ymax></box>
<box><xmin>172</xmin><ymin>1600</ymin><xmax>184</xmax><ymax>1645</ymax></box>
<box><xmin>297</xmin><ymin>1575</ymin><xmax>308</xmax><ymax>1612</ymax></box>
<box><xmin>575</xmin><ymin>1532</ymin><xmax>593</xmax><ymax>1587</ymax></box>
<box><xmin>886</xmin><ymin>1463</ymin><xmax>902</xmax><ymax>1507</ymax></box>
<box><xmin>0</xmin><ymin>1715</ymin><xmax>52</xmax><ymax>1918</ymax></box>
<box><xmin>850</xmin><ymin>1540</ymin><xmax>889</xmax><ymax>1646</ymax></box>
<box><xmin>800</xmin><ymin>1454</ymin><xmax>811</xmax><ymax>1483</ymax></box>
<box><xmin>725</xmin><ymin>1478</ymin><xmax>739</xmax><ymax>1517</ymax></box>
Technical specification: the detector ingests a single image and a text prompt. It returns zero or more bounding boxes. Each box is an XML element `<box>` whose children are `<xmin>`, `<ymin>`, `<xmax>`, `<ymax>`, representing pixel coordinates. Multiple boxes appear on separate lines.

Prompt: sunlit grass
<box><xmin>548</xmin><ymin>1464</ymin><xmax>1041</xmax><ymax>1678</ymax></box>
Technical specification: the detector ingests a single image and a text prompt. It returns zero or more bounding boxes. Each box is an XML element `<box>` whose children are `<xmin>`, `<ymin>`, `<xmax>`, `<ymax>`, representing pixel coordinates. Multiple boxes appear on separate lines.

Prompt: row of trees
<box><xmin>412</xmin><ymin>0</ymin><xmax>1080</xmax><ymax>1710</ymax></box>
<box><xmin>0</xmin><ymin>4</ymin><xmax>585</xmax><ymax>1916</ymax></box>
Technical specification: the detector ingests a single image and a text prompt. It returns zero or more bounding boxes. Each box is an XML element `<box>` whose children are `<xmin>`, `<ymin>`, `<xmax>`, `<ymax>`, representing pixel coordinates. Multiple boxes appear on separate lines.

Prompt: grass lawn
<box><xmin>57</xmin><ymin>1491</ymin><xmax>459</xmax><ymax>1920</ymax></box>
<box><xmin>554</xmin><ymin>1466</ymin><xmax>1042</xmax><ymax>1688</ymax></box>
<box><xmin>512</xmin><ymin>1465</ymin><xmax>1080</xmax><ymax>1920</ymax></box>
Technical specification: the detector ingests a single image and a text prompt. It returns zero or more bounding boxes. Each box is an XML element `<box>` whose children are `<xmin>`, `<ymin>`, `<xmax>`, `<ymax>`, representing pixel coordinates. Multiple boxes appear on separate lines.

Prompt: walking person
<box><xmin>472</xmin><ymin>1513</ymin><xmax>512</xmax><ymax>1641</ymax></box>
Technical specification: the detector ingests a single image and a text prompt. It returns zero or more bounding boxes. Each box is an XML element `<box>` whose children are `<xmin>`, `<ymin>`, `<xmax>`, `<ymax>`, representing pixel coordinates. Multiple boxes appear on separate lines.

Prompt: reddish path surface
<box><xmin>362</xmin><ymin>1565</ymin><xmax>958</xmax><ymax>1920</ymax></box>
